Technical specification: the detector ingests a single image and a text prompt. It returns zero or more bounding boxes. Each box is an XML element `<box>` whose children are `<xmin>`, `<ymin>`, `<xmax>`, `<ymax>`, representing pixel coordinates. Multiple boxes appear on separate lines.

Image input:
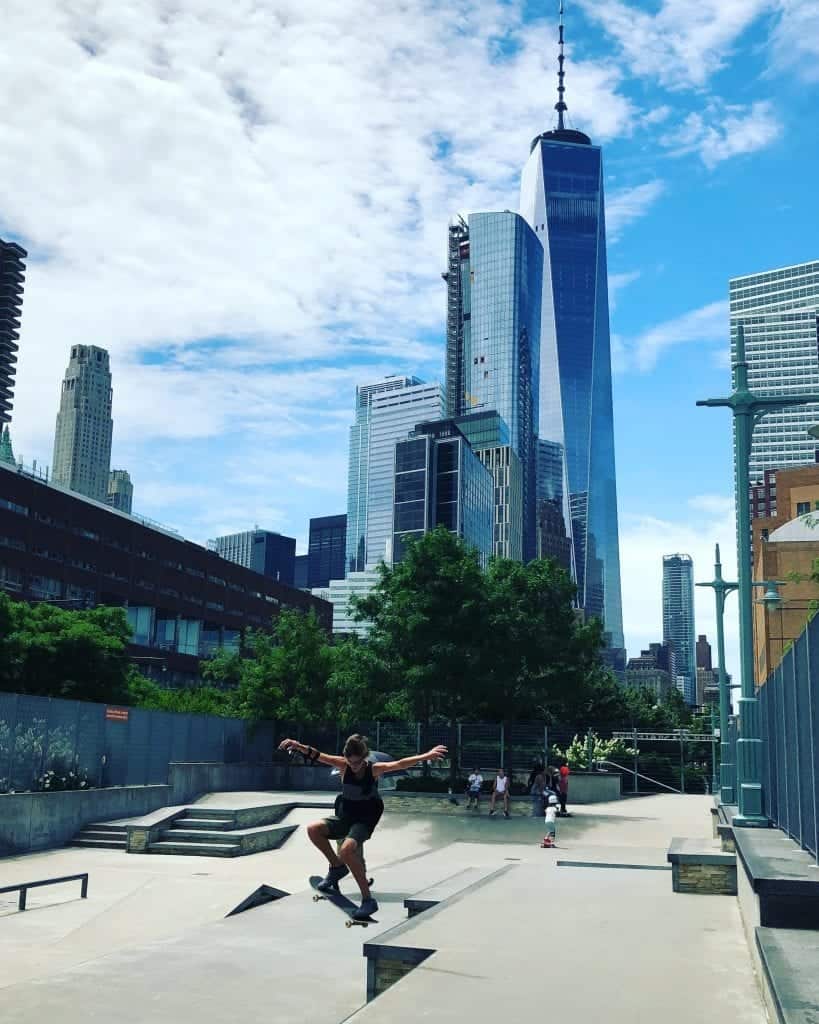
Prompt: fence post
<box><xmin>633</xmin><ymin>727</ymin><xmax>638</xmax><ymax>794</ymax></box>
<box><xmin>808</xmin><ymin>625</ymin><xmax>819</xmax><ymax>864</ymax></box>
<box><xmin>376</xmin><ymin>721</ymin><xmax>381</xmax><ymax>752</ymax></box>
<box><xmin>679</xmin><ymin>732</ymin><xmax>685</xmax><ymax>794</ymax></box>
<box><xmin>499</xmin><ymin>724</ymin><xmax>505</xmax><ymax>771</ymax></box>
<box><xmin>458</xmin><ymin>723</ymin><xmax>463</xmax><ymax>774</ymax></box>
<box><xmin>790</xmin><ymin>647</ymin><xmax>803</xmax><ymax>847</ymax></box>
<box><xmin>416</xmin><ymin>722</ymin><xmax>421</xmax><ymax>754</ymax></box>
<box><xmin>586</xmin><ymin>730</ymin><xmax>594</xmax><ymax>772</ymax></box>
<box><xmin>543</xmin><ymin>724</ymin><xmax>548</xmax><ymax>767</ymax></box>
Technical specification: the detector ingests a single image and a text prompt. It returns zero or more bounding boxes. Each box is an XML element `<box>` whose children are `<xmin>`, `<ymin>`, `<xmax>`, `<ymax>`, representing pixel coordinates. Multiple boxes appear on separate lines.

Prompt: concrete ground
<box><xmin>0</xmin><ymin>792</ymin><xmax>766</xmax><ymax>1024</ymax></box>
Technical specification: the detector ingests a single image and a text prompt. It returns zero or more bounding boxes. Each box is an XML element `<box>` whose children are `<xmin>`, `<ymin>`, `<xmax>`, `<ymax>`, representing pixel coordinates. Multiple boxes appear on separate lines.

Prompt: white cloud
<box><xmin>620</xmin><ymin>299</ymin><xmax>729</xmax><ymax>372</ymax></box>
<box><xmin>620</xmin><ymin>495</ymin><xmax>739</xmax><ymax>681</ymax></box>
<box><xmin>0</xmin><ymin>0</ymin><xmax>638</xmax><ymax>479</ymax></box>
<box><xmin>576</xmin><ymin>0</ymin><xmax>773</xmax><ymax>90</ymax></box>
<box><xmin>660</xmin><ymin>101</ymin><xmax>781</xmax><ymax>168</ymax></box>
<box><xmin>606</xmin><ymin>180</ymin><xmax>666</xmax><ymax>241</ymax></box>
<box><xmin>770</xmin><ymin>0</ymin><xmax>819</xmax><ymax>82</ymax></box>
<box><xmin>609</xmin><ymin>269</ymin><xmax>641</xmax><ymax>313</ymax></box>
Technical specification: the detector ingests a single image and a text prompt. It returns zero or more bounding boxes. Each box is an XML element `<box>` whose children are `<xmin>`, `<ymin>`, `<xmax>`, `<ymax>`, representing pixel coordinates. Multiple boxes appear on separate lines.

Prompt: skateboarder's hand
<box><xmin>424</xmin><ymin>745</ymin><xmax>448</xmax><ymax>762</ymax></box>
<box><xmin>279</xmin><ymin>738</ymin><xmax>300</xmax><ymax>752</ymax></box>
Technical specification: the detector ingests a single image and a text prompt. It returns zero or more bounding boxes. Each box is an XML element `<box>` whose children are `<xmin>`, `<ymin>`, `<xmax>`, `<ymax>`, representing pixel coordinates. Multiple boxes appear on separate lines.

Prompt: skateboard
<box><xmin>309</xmin><ymin>876</ymin><xmax>378</xmax><ymax>928</ymax></box>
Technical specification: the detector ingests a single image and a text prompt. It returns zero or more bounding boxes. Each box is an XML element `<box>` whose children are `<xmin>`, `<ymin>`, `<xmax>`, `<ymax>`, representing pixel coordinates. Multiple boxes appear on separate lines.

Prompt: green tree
<box><xmin>127</xmin><ymin>671</ymin><xmax>237</xmax><ymax>716</ymax></box>
<box><xmin>0</xmin><ymin>595</ymin><xmax>133</xmax><ymax>703</ymax></box>
<box><xmin>353</xmin><ymin>527</ymin><xmax>488</xmax><ymax>725</ymax></box>
<box><xmin>227</xmin><ymin>608</ymin><xmax>334</xmax><ymax>723</ymax></box>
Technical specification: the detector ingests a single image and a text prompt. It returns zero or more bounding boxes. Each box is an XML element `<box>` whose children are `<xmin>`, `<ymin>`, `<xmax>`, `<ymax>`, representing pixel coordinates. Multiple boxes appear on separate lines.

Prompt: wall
<box><xmin>167</xmin><ymin>762</ymin><xmax>337</xmax><ymax>804</ymax></box>
<box><xmin>0</xmin><ymin>784</ymin><xmax>170</xmax><ymax>856</ymax></box>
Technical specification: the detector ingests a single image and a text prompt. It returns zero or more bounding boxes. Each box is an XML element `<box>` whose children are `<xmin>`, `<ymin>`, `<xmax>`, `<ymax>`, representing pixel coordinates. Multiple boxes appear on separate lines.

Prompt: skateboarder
<box><xmin>279</xmin><ymin>733</ymin><xmax>447</xmax><ymax>920</ymax></box>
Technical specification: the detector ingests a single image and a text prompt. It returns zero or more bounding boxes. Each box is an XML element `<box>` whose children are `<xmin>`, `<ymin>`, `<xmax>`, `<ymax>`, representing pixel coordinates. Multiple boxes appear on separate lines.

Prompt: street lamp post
<box><xmin>696</xmin><ymin>543</ymin><xmax>738</xmax><ymax>805</ymax></box>
<box><xmin>697</xmin><ymin>323</ymin><xmax>819</xmax><ymax>827</ymax></box>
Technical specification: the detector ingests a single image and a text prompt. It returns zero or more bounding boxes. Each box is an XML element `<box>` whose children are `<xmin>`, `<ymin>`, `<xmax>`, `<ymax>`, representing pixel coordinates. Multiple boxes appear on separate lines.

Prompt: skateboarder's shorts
<box><xmin>321</xmin><ymin>815</ymin><xmax>374</xmax><ymax>847</ymax></box>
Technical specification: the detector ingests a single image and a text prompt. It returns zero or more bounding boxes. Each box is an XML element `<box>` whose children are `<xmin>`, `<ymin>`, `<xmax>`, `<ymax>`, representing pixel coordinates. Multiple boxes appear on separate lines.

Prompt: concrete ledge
<box><xmin>734</xmin><ymin>826</ymin><xmax>819</xmax><ymax>929</ymax></box>
<box><xmin>363</xmin><ymin>864</ymin><xmax>514</xmax><ymax>1001</ymax></box>
<box><xmin>403</xmin><ymin>866</ymin><xmax>497</xmax><ymax>918</ymax></box>
<box><xmin>756</xmin><ymin>927</ymin><xmax>819</xmax><ymax>1024</ymax></box>
<box><xmin>667</xmin><ymin>838</ymin><xmax>737</xmax><ymax>895</ymax></box>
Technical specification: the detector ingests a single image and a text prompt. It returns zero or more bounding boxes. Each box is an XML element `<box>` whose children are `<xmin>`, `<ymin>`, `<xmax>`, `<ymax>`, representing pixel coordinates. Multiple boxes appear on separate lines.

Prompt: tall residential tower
<box><xmin>52</xmin><ymin>345</ymin><xmax>114</xmax><ymax>503</ymax></box>
<box><xmin>662</xmin><ymin>554</ymin><xmax>696</xmax><ymax>706</ymax></box>
<box><xmin>519</xmin><ymin>4</ymin><xmax>624</xmax><ymax>649</ymax></box>
<box><xmin>0</xmin><ymin>239</ymin><xmax>27</xmax><ymax>430</ymax></box>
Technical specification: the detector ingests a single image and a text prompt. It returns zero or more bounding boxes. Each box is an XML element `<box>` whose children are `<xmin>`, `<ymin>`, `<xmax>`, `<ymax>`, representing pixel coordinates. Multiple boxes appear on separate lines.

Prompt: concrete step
<box><xmin>84</xmin><ymin>824</ymin><xmax>129</xmax><ymax>835</ymax></box>
<box><xmin>70</xmin><ymin>838</ymin><xmax>128</xmax><ymax>850</ymax></box>
<box><xmin>148</xmin><ymin>841</ymin><xmax>241</xmax><ymax>857</ymax></box>
<box><xmin>76</xmin><ymin>829</ymin><xmax>128</xmax><ymax>843</ymax></box>
<box><xmin>183</xmin><ymin>807</ymin><xmax>236</xmax><ymax>819</ymax></box>
<box><xmin>171</xmin><ymin>817</ymin><xmax>236</xmax><ymax>831</ymax></box>
<box><xmin>160</xmin><ymin>829</ymin><xmax>239</xmax><ymax>844</ymax></box>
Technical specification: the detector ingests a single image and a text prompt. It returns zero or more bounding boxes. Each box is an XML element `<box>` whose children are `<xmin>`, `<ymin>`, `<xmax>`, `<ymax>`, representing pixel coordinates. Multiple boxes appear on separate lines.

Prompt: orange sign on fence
<box><xmin>105</xmin><ymin>707</ymin><xmax>129</xmax><ymax>722</ymax></box>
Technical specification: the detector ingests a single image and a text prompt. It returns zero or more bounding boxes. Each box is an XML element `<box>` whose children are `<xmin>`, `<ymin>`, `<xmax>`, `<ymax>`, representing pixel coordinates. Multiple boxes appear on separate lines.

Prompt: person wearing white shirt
<box><xmin>489</xmin><ymin>768</ymin><xmax>511</xmax><ymax>817</ymax></box>
<box><xmin>466</xmin><ymin>768</ymin><xmax>483</xmax><ymax>810</ymax></box>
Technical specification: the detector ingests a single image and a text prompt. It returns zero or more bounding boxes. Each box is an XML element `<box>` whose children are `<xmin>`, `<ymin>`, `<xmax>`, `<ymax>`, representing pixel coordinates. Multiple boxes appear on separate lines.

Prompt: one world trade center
<box><xmin>519</xmin><ymin>3</ymin><xmax>624</xmax><ymax>655</ymax></box>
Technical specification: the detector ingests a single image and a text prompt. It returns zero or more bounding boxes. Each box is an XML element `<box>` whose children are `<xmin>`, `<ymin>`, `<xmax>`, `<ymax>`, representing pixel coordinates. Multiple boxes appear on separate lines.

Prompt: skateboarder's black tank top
<box><xmin>340</xmin><ymin>761</ymin><xmax>383</xmax><ymax>825</ymax></box>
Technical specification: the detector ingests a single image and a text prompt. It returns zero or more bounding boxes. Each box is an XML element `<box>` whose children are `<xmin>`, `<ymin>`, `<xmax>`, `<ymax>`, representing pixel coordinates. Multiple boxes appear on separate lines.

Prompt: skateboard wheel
<box><xmin>345</xmin><ymin>920</ymin><xmax>352</xmax><ymax>928</ymax></box>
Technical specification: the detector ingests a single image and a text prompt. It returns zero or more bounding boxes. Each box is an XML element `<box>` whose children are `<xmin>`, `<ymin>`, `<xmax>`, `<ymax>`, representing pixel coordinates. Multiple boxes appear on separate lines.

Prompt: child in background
<box><xmin>541</xmin><ymin>790</ymin><xmax>559</xmax><ymax>848</ymax></box>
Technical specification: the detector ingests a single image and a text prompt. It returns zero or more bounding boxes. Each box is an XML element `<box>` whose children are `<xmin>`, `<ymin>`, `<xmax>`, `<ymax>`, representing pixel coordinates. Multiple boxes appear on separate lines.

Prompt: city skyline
<box><xmin>4</xmin><ymin>2</ymin><xmax>819</xmax><ymax>677</ymax></box>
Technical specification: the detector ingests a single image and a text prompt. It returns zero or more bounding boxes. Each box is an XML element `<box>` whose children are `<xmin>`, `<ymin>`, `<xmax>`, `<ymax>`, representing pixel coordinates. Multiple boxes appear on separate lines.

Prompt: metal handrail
<box><xmin>597</xmin><ymin>759</ymin><xmax>682</xmax><ymax>795</ymax></box>
<box><xmin>0</xmin><ymin>872</ymin><xmax>88</xmax><ymax>911</ymax></box>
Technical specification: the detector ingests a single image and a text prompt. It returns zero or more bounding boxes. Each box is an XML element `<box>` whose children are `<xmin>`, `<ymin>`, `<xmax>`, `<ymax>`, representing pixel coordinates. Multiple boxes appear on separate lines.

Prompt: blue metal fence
<box><xmin>759</xmin><ymin>613</ymin><xmax>819</xmax><ymax>863</ymax></box>
<box><xmin>0</xmin><ymin>691</ymin><xmax>551</xmax><ymax>795</ymax></box>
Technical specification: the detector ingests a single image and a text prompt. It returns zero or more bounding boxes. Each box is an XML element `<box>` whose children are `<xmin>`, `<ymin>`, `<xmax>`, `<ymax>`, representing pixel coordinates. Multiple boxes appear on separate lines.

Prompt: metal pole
<box><xmin>633</xmin><ymin>726</ymin><xmax>638</xmax><ymax>794</ymax></box>
<box><xmin>711</xmin><ymin>705</ymin><xmax>718</xmax><ymax>796</ymax></box>
<box><xmin>499</xmin><ymin>724</ymin><xmax>505</xmax><ymax>771</ymax></box>
<box><xmin>679</xmin><ymin>732</ymin><xmax>685</xmax><ymax>794</ymax></box>
<box><xmin>697</xmin><ymin>544</ymin><xmax>738</xmax><ymax>804</ymax></box>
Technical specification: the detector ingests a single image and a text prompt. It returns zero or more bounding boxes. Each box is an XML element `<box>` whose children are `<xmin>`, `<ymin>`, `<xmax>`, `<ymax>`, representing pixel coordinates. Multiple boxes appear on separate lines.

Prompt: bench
<box><xmin>667</xmin><ymin>838</ymin><xmax>737</xmax><ymax>895</ymax></box>
<box><xmin>403</xmin><ymin>866</ymin><xmax>497</xmax><ymax>918</ymax></box>
<box><xmin>734</xmin><ymin>826</ymin><xmax>819</xmax><ymax>930</ymax></box>
<box><xmin>0</xmin><ymin>872</ymin><xmax>88</xmax><ymax>911</ymax></box>
<box><xmin>756</xmin><ymin>927</ymin><xmax>819</xmax><ymax>1024</ymax></box>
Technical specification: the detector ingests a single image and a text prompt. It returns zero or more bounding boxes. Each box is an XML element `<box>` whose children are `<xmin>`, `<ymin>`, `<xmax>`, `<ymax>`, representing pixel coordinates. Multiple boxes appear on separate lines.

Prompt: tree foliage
<box><xmin>0</xmin><ymin>592</ymin><xmax>133</xmax><ymax>702</ymax></box>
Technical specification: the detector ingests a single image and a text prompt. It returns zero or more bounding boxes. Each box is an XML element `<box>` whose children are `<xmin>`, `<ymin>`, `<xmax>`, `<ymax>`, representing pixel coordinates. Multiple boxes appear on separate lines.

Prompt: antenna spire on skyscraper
<box><xmin>555</xmin><ymin>1</ymin><xmax>568</xmax><ymax>131</ymax></box>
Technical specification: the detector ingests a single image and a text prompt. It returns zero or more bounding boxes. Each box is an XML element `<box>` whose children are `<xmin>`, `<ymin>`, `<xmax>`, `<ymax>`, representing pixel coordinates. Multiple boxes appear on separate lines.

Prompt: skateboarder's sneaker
<box><xmin>316</xmin><ymin>864</ymin><xmax>350</xmax><ymax>891</ymax></box>
<box><xmin>504</xmin><ymin>810</ymin><xmax>509</xmax><ymax>818</ymax></box>
<box><xmin>352</xmin><ymin>897</ymin><xmax>379</xmax><ymax>921</ymax></box>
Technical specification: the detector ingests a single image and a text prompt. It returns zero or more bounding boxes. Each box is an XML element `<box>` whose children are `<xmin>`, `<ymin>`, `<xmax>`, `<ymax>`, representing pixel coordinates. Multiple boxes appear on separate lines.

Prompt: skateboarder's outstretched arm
<box><xmin>372</xmin><ymin>745</ymin><xmax>448</xmax><ymax>776</ymax></box>
<box><xmin>278</xmin><ymin>738</ymin><xmax>347</xmax><ymax>770</ymax></box>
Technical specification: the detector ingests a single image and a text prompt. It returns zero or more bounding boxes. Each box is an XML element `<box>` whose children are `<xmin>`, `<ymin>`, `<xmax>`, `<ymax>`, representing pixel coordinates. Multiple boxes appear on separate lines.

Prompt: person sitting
<box><xmin>466</xmin><ymin>767</ymin><xmax>483</xmax><ymax>810</ymax></box>
<box><xmin>489</xmin><ymin>768</ymin><xmax>511</xmax><ymax>817</ymax></box>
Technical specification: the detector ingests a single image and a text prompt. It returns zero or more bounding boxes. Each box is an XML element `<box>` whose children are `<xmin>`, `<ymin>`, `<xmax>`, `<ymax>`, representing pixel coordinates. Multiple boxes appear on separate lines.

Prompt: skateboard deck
<box><xmin>309</xmin><ymin>876</ymin><xmax>378</xmax><ymax>928</ymax></box>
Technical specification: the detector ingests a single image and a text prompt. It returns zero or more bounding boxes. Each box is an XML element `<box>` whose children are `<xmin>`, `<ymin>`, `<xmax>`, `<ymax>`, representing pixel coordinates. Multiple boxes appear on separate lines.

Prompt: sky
<box><xmin>2</xmin><ymin>0</ymin><xmax>819</xmax><ymax>682</ymax></box>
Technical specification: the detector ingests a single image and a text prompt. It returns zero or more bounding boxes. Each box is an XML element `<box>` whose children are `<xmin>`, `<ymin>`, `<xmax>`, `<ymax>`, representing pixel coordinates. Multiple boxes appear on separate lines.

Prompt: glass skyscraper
<box><xmin>307</xmin><ymin>513</ymin><xmax>347</xmax><ymax>588</ymax></box>
<box><xmin>662</xmin><ymin>553</ymin><xmax>696</xmax><ymax>706</ymax></box>
<box><xmin>392</xmin><ymin>419</ymin><xmax>493</xmax><ymax>567</ymax></box>
<box><xmin>443</xmin><ymin>212</ymin><xmax>542</xmax><ymax>560</ymax></box>
<box><xmin>346</xmin><ymin>375</ymin><xmax>422</xmax><ymax>574</ymax></box>
<box><xmin>730</xmin><ymin>260</ymin><xmax>819</xmax><ymax>482</ymax></box>
<box><xmin>520</xmin><ymin>122</ymin><xmax>624</xmax><ymax>650</ymax></box>
<box><xmin>365</xmin><ymin>381</ymin><xmax>444</xmax><ymax>568</ymax></box>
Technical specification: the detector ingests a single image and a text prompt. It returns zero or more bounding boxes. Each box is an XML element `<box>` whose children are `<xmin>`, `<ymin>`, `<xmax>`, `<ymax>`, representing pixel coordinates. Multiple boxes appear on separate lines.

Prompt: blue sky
<box><xmin>2</xmin><ymin>0</ymin><xmax>819</xmax><ymax>678</ymax></box>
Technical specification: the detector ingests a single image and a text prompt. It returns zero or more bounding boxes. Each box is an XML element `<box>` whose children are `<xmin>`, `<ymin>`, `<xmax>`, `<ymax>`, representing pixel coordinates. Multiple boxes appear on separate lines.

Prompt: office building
<box><xmin>443</xmin><ymin>212</ymin><xmax>542</xmax><ymax>560</ymax></box>
<box><xmin>730</xmin><ymin>261</ymin><xmax>819</xmax><ymax>484</ymax></box>
<box><xmin>626</xmin><ymin>643</ymin><xmax>675</xmax><ymax>700</ymax></box>
<box><xmin>0</xmin><ymin>239</ymin><xmax>26</xmax><ymax>430</ymax></box>
<box><xmin>537</xmin><ymin>497</ymin><xmax>572</xmax><ymax>571</ymax></box>
<box><xmin>450</xmin><ymin>410</ymin><xmax>522</xmax><ymax>561</ymax></box>
<box><xmin>52</xmin><ymin>345</ymin><xmax>114</xmax><ymax>503</ymax></box>
<box><xmin>346</xmin><ymin>375</ymin><xmax>422</xmax><ymax>575</ymax></box>
<box><xmin>392</xmin><ymin>418</ymin><xmax>494</xmax><ymax>567</ymax></box>
<box><xmin>696</xmin><ymin>667</ymin><xmax>720</xmax><ymax>707</ymax></box>
<box><xmin>106</xmin><ymin>469</ymin><xmax>133</xmax><ymax>514</ymax></box>
<box><xmin>294</xmin><ymin>554</ymin><xmax>309</xmax><ymax>589</ymax></box>
<box><xmin>307</xmin><ymin>514</ymin><xmax>347</xmax><ymax>588</ymax></box>
<box><xmin>0</xmin><ymin>459</ymin><xmax>329</xmax><ymax>685</ymax></box>
<box><xmin>211</xmin><ymin>528</ymin><xmax>296</xmax><ymax>586</ymax></box>
<box><xmin>696</xmin><ymin>634</ymin><xmax>712</xmax><ymax>671</ymax></box>
<box><xmin>662</xmin><ymin>554</ymin><xmax>696</xmax><ymax>705</ymax></box>
<box><xmin>365</xmin><ymin>381</ymin><xmax>444</xmax><ymax>568</ymax></box>
<box><xmin>312</xmin><ymin>569</ymin><xmax>380</xmax><ymax>638</ymax></box>
<box><xmin>519</xmin><ymin>9</ymin><xmax>624</xmax><ymax>648</ymax></box>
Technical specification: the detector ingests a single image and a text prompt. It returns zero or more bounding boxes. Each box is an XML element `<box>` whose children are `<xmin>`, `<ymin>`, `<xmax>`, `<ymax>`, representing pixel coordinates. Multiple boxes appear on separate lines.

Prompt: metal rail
<box><xmin>0</xmin><ymin>872</ymin><xmax>88</xmax><ymax>911</ymax></box>
<box><xmin>597</xmin><ymin>760</ymin><xmax>682</xmax><ymax>795</ymax></box>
